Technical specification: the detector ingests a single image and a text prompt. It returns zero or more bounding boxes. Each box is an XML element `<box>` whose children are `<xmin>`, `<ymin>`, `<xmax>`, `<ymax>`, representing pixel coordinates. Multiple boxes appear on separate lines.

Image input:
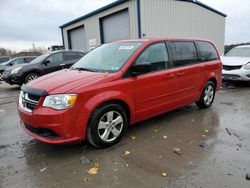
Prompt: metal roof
<box><xmin>60</xmin><ymin>0</ymin><xmax>227</xmax><ymax>29</ymax></box>
<box><xmin>181</xmin><ymin>0</ymin><xmax>227</xmax><ymax>17</ymax></box>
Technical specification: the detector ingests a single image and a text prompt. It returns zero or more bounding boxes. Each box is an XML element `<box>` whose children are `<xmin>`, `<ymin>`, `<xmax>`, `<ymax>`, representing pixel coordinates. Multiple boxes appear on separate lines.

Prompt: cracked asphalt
<box><xmin>0</xmin><ymin>81</ymin><xmax>250</xmax><ymax>188</ymax></box>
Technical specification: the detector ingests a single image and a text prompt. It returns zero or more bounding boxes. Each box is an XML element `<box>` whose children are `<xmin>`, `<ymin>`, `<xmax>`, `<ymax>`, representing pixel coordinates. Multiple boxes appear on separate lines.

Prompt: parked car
<box><xmin>0</xmin><ymin>56</ymin><xmax>11</xmax><ymax>65</ymax></box>
<box><xmin>221</xmin><ymin>45</ymin><xmax>250</xmax><ymax>81</ymax></box>
<box><xmin>0</xmin><ymin>56</ymin><xmax>37</xmax><ymax>80</ymax></box>
<box><xmin>18</xmin><ymin>38</ymin><xmax>222</xmax><ymax>148</ymax></box>
<box><xmin>2</xmin><ymin>50</ymin><xmax>85</xmax><ymax>85</ymax></box>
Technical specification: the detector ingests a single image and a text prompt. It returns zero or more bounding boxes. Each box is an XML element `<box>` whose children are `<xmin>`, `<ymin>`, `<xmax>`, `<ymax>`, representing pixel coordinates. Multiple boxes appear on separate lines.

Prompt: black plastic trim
<box><xmin>21</xmin><ymin>85</ymin><xmax>48</xmax><ymax>97</ymax></box>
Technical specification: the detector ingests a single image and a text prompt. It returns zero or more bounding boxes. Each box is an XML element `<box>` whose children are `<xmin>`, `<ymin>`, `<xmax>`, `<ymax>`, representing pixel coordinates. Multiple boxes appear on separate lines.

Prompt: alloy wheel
<box><xmin>203</xmin><ymin>85</ymin><xmax>214</xmax><ymax>106</ymax></box>
<box><xmin>97</xmin><ymin>111</ymin><xmax>123</xmax><ymax>142</ymax></box>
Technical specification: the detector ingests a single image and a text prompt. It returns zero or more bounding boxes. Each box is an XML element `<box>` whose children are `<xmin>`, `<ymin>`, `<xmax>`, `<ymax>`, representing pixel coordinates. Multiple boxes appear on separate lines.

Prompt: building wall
<box><xmin>62</xmin><ymin>0</ymin><xmax>138</xmax><ymax>51</ymax></box>
<box><xmin>140</xmin><ymin>0</ymin><xmax>226</xmax><ymax>54</ymax></box>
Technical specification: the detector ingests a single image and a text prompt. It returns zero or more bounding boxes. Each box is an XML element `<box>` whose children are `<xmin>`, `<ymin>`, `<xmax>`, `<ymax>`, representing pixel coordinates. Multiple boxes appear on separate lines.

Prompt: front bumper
<box><xmin>2</xmin><ymin>72</ymin><xmax>22</xmax><ymax>85</ymax></box>
<box><xmin>18</xmin><ymin>102</ymin><xmax>88</xmax><ymax>144</ymax></box>
<box><xmin>0</xmin><ymin>71</ymin><xmax>4</xmax><ymax>81</ymax></box>
<box><xmin>222</xmin><ymin>68</ymin><xmax>250</xmax><ymax>81</ymax></box>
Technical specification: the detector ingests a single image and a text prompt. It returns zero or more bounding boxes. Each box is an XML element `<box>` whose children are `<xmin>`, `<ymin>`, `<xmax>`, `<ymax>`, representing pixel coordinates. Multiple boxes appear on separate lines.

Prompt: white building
<box><xmin>60</xmin><ymin>0</ymin><xmax>226</xmax><ymax>54</ymax></box>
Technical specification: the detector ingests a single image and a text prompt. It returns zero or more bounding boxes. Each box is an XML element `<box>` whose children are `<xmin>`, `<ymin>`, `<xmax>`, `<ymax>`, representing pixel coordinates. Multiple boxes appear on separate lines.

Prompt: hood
<box><xmin>3</xmin><ymin>63</ymin><xmax>29</xmax><ymax>71</ymax></box>
<box><xmin>27</xmin><ymin>69</ymin><xmax>113</xmax><ymax>94</ymax></box>
<box><xmin>220</xmin><ymin>56</ymin><xmax>250</xmax><ymax>66</ymax></box>
<box><xmin>0</xmin><ymin>64</ymin><xmax>11</xmax><ymax>71</ymax></box>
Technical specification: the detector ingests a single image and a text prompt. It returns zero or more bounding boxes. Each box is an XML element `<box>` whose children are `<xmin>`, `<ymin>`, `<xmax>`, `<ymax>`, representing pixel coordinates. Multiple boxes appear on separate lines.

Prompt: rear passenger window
<box><xmin>197</xmin><ymin>42</ymin><xmax>218</xmax><ymax>61</ymax></box>
<box><xmin>170</xmin><ymin>42</ymin><xmax>198</xmax><ymax>67</ymax></box>
<box><xmin>64</xmin><ymin>52</ymin><xmax>82</xmax><ymax>61</ymax></box>
<box><xmin>135</xmin><ymin>43</ymin><xmax>169</xmax><ymax>72</ymax></box>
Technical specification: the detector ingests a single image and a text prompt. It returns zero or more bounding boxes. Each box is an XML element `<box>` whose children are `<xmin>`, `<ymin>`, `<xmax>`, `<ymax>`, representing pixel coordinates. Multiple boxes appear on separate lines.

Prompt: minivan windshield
<box><xmin>30</xmin><ymin>54</ymin><xmax>50</xmax><ymax>64</ymax></box>
<box><xmin>226</xmin><ymin>47</ymin><xmax>250</xmax><ymax>57</ymax></box>
<box><xmin>72</xmin><ymin>42</ymin><xmax>142</xmax><ymax>72</ymax></box>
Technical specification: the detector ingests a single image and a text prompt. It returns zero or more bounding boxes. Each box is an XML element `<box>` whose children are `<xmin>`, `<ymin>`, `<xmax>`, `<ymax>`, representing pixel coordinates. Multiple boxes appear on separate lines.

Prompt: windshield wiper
<box><xmin>71</xmin><ymin>67</ymin><xmax>98</xmax><ymax>72</ymax></box>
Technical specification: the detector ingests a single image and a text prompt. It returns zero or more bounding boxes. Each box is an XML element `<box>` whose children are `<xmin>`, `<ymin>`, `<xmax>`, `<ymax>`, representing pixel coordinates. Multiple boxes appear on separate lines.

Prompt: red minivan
<box><xmin>18</xmin><ymin>38</ymin><xmax>222</xmax><ymax>148</ymax></box>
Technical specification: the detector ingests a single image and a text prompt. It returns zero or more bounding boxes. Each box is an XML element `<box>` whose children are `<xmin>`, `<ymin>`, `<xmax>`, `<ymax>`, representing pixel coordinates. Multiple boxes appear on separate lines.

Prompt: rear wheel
<box><xmin>87</xmin><ymin>103</ymin><xmax>128</xmax><ymax>148</ymax></box>
<box><xmin>196</xmin><ymin>81</ymin><xmax>215</xmax><ymax>109</ymax></box>
<box><xmin>25</xmin><ymin>73</ymin><xmax>40</xmax><ymax>84</ymax></box>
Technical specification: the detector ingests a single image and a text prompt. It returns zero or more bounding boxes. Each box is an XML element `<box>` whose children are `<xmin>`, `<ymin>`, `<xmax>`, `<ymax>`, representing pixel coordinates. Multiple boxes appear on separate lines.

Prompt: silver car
<box><xmin>221</xmin><ymin>45</ymin><xmax>250</xmax><ymax>81</ymax></box>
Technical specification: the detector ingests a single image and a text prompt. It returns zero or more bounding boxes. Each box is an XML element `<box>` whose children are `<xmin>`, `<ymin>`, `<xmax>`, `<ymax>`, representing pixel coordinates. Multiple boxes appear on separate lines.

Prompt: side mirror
<box><xmin>9</xmin><ymin>62</ymin><xmax>13</xmax><ymax>66</ymax></box>
<box><xmin>131</xmin><ymin>62</ymin><xmax>151</xmax><ymax>76</ymax></box>
<box><xmin>43</xmin><ymin>60</ymin><xmax>50</xmax><ymax>65</ymax></box>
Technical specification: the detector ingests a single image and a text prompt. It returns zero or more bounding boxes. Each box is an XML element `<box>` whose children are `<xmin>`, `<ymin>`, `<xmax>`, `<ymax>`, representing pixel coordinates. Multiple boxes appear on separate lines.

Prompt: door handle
<box><xmin>164</xmin><ymin>74</ymin><xmax>174</xmax><ymax>79</ymax></box>
<box><xmin>175</xmin><ymin>72</ymin><xmax>185</xmax><ymax>77</ymax></box>
<box><xmin>60</xmin><ymin>64</ymin><xmax>66</xmax><ymax>66</ymax></box>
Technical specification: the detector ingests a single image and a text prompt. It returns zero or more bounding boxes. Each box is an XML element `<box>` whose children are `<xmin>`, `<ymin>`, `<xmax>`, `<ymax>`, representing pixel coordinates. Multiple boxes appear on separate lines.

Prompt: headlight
<box><xmin>43</xmin><ymin>94</ymin><xmax>77</xmax><ymax>110</ymax></box>
<box><xmin>19</xmin><ymin>91</ymin><xmax>24</xmax><ymax>106</ymax></box>
<box><xmin>244</xmin><ymin>63</ymin><xmax>250</xmax><ymax>70</ymax></box>
<box><xmin>11</xmin><ymin>67</ymin><xmax>22</xmax><ymax>74</ymax></box>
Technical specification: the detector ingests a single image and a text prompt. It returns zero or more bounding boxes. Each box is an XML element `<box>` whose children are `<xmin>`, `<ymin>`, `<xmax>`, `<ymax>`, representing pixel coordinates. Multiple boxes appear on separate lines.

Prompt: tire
<box><xmin>24</xmin><ymin>73</ymin><xmax>40</xmax><ymax>84</ymax></box>
<box><xmin>87</xmin><ymin>103</ymin><xmax>128</xmax><ymax>148</ymax></box>
<box><xmin>196</xmin><ymin>81</ymin><xmax>216</xmax><ymax>109</ymax></box>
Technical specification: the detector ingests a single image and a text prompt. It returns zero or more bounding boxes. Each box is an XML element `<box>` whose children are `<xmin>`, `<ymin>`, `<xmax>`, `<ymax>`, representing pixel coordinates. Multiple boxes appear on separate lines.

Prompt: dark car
<box><xmin>0</xmin><ymin>56</ymin><xmax>11</xmax><ymax>65</ymax></box>
<box><xmin>2</xmin><ymin>50</ymin><xmax>85</xmax><ymax>85</ymax></box>
<box><xmin>0</xmin><ymin>56</ymin><xmax>37</xmax><ymax>80</ymax></box>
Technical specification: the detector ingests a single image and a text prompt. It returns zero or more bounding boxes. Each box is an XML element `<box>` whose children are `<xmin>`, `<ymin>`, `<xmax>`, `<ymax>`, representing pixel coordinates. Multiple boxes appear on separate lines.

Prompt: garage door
<box><xmin>68</xmin><ymin>26</ymin><xmax>87</xmax><ymax>52</ymax></box>
<box><xmin>101</xmin><ymin>9</ymin><xmax>130</xmax><ymax>43</ymax></box>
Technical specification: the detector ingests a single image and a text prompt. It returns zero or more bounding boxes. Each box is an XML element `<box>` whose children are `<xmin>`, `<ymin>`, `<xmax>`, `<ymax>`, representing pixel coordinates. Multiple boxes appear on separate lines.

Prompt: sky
<box><xmin>0</xmin><ymin>0</ymin><xmax>249</xmax><ymax>52</ymax></box>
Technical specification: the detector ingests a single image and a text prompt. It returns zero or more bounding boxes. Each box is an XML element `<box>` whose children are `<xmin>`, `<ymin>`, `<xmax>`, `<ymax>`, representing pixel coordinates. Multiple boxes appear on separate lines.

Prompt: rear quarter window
<box><xmin>196</xmin><ymin>41</ymin><xmax>218</xmax><ymax>62</ymax></box>
<box><xmin>169</xmin><ymin>41</ymin><xmax>198</xmax><ymax>67</ymax></box>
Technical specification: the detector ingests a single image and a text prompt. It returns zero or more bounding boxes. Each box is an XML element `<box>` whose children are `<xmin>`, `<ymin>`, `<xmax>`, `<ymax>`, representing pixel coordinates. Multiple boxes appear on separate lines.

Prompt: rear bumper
<box><xmin>18</xmin><ymin>104</ymin><xmax>88</xmax><ymax>144</ymax></box>
<box><xmin>222</xmin><ymin>69</ymin><xmax>250</xmax><ymax>81</ymax></box>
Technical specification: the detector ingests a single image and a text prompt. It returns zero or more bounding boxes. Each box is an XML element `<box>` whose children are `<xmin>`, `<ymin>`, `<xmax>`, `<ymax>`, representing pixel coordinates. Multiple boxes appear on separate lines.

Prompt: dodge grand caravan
<box><xmin>18</xmin><ymin>38</ymin><xmax>222</xmax><ymax>148</ymax></box>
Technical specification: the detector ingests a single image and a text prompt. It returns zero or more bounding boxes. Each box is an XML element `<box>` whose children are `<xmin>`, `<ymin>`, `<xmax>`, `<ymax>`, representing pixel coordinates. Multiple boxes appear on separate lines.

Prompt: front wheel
<box><xmin>196</xmin><ymin>81</ymin><xmax>215</xmax><ymax>109</ymax></box>
<box><xmin>24</xmin><ymin>73</ymin><xmax>40</xmax><ymax>84</ymax></box>
<box><xmin>87</xmin><ymin>103</ymin><xmax>128</xmax><ymax>148</ymax></box>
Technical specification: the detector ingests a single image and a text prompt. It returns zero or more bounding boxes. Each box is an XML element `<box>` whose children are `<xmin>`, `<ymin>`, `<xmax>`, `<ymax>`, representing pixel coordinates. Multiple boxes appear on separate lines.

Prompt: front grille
<box><xmin>25</xmin><ymin>124</ymin><xmax>59</xmax><ymax>138</ymax></box>
<box><xmin>223</xmin><ymin>65</ymin><xmax>242</xmax><ymax>71</ymax></box>
<box><xmin>3</xmin><ymin>70</ymin><xmax>10</xmax><ymax>76</ymax></box>
<box><xmin>19</xmin><ymin>91</ymin><xmax>40</xmax><ymax>112</ymax></box>
<box><xmin>222</xmin><ymin>74</ymin><xmax>241</xmax><ymax>80</ymax></box>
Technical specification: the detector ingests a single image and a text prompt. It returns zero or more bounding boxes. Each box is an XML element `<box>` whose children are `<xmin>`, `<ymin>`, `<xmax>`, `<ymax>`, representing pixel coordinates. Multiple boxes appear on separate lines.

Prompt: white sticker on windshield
<box><xmin>119</xmin><ymin>46</ymin><xmax>134</xmax><ymax>50</ymax></box>
<box><xmin>111</xmin><ymin>67</ymin><xmax>120</xmax><ymax>70</ymax></box>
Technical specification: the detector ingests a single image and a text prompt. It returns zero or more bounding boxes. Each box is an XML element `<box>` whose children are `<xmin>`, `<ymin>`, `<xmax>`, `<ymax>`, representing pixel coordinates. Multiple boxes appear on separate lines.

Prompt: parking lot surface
<box><xmin>0</xmin><ymin>82</ymin><xmax>250</xmax><ymax>188</ymax></box>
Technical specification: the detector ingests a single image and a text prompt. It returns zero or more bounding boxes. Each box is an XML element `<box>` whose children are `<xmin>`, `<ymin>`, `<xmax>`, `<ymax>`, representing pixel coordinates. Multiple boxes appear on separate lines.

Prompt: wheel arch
<box><xmin>84</xmin><ymin>91</ymin><xmax>135</xmax><ymax>125</ymax></box>
<box><xmin>208</xmin><ymin>77</ymin><xmax>217</xmax><ymax>90</ymax></box>
<box><xmin>22</xmin><ymin>71</ymin><xmax>41</xmax><ymax>84</ymax></box>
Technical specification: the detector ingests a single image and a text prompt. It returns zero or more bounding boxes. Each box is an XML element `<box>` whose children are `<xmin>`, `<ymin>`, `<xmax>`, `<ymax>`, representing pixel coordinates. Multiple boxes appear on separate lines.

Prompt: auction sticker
<box><xmin>119</xmin><ymin>46</ymin><xmax>134</xmax><ymax>50</ymax></box>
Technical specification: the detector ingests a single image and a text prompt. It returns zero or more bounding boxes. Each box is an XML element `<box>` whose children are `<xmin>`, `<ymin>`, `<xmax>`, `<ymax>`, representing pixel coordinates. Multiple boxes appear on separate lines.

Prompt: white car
<box><xmin>221</xmin><ymin>45</ymin><xmax>250</xmax><ymax>81</ymax></box>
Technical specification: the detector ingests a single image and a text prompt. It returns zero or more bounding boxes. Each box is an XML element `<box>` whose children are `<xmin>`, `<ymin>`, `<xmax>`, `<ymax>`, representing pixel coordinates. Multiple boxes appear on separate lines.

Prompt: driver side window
<box><xmin>12</xmin><ymin>58</ymin><xmax>24</xmax><ymax>65</ymax></box>
<box><xmin>135</xmin><ymin>43</ymin><xmax>169</xmax><ymax>72</ymax></box>
<box><xmin>47</xmin><ymin>53</ymin><xmax>63</xmax><ymax>63</ymax></box>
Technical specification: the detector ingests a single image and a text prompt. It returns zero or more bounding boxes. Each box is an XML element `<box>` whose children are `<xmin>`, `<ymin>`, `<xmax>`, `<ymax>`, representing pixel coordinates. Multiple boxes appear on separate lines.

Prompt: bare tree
<box><xmin>0</xmin><ymin>47</ymin><xmax>16</xmax><ymax>56</ymax></box>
